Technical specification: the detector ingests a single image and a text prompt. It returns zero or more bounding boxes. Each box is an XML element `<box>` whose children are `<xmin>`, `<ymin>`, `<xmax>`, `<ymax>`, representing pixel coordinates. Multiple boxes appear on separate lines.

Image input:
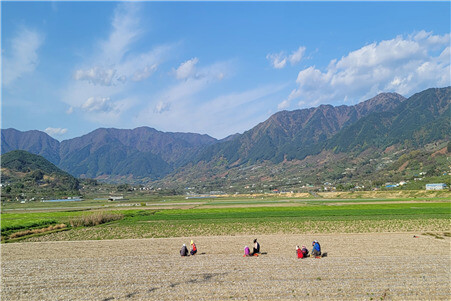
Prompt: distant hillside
<box><xmin>161</xmin><ymin>87</ymin><xmax>449</xmax><ymax>191</ymax></box>
<box><xmin>1</xmin><ymin>127</ymin><xmax>218</xmax><ymax>181</ymax></box>
<box><xmin>58</xmin><ymin>127</ymin><xmax>217</xmax><ymax>180</ymax></box>
<box><xmin>195</xmin><ymin>92</ymin><xmax>406</xmax><ymax>164</ymax></box>
<box><xmin>2</xmin><ymin>150</ymin><xmax>67</xmax><ymax>175</ymax></box>
<box><xmin>322</xmin><ymin>87</ymin><xmax>451</xmax><ymax>154</ymax></box>
<box><xmin>1</xmin><ymin>150</ymin><xmax>79</xmax><ymax>199</ymax></box>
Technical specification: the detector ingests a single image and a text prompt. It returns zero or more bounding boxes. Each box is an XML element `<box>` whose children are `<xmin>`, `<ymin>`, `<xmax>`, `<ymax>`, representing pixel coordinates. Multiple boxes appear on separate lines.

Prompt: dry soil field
<box><xmin>1</xmin><ymin>233</ymin><xmax>450</xmax><ymax>300</ymax></box>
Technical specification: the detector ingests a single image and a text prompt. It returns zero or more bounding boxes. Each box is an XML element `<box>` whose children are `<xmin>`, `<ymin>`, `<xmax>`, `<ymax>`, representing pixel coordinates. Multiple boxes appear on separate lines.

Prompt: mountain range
<box><xmin>1</xmin><ymin>87</ymin><xmax>449</xmax><ymax>186</ymax></box>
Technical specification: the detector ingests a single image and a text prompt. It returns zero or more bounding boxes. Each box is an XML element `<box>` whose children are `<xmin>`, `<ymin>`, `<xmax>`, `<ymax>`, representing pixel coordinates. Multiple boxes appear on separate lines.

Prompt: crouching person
<box><xmin>251</xmin><ymin>239</ymin><xmax>260</xmax><ymax>256</ymax></box>
<box><xmin>190</xmin><ymin>240</ymin><xmax>197</xmax><ymax>255</ymax></box>
<box><xmin>296</xmin><ymin>246</ymin><xmax>303</xmax><ymax>258</ymax></box>
<box><xmin>311</xmin><ymin>240</ymin><xmax>321</xmax><ymax>257</ymax></box>
<box><xmin>243</xmin><ymin>246</ymin><xmax>251</xmax><ymax>257</ymax></box>
<box><xmin>180</xmin><ymin>244</ymin><xmax>189</xmax><ymax>256</ymax></box>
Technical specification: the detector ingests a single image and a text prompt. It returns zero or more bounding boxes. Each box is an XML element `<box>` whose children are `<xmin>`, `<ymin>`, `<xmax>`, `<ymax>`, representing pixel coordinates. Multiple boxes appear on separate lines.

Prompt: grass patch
<box><xmin>6</xmin><ymin>227</ymin><xmax>71</xmax><ymax>243</ymax></box>
<box><xmin>69</xmin><ymin>211</ymin><xmax>124</xmax><ymax>227</ymax></box>
<box><xmin>9</xmin><ymin>224</ymin><xmax>67</xmax><ymax>239</ymax></box>
<box><xmin>1</xmin><ymin>219</ymin><xmax>58</xmax><ymax>232</ymax></box>
<box><xmin>422</xmin><ymin>232</ymin><xmax>446</xmax><ymax>239</ymax></box>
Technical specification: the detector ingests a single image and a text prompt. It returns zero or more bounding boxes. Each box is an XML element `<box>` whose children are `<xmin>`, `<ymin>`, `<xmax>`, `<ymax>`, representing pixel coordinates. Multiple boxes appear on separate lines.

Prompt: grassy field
<box><xmin>2</xmin><ymin>191</ymin><xmax>449</xmax><ymax>242</ymax></box>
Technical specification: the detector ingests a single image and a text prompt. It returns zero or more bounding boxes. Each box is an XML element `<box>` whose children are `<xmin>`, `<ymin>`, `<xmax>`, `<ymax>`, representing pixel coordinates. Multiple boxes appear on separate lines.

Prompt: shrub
<box><xmin>69</xmin><ymin>211</ymin><xmax>123</xmax><ymax>227</ymax></box>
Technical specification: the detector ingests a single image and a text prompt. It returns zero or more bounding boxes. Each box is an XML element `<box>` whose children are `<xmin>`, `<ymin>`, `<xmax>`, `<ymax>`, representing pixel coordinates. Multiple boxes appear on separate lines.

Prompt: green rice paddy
<box><xmin>1</xmin><ymin>195</ymin><xmax>450</xmax><ymax>242</ymax></box>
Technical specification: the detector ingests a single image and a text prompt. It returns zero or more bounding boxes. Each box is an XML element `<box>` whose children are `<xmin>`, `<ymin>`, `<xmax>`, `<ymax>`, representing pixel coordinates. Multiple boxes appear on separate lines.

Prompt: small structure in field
<box><xmin>425</xmin><ymin>183</ymin><xmax>447</xmax><ymax>190</ymax></box>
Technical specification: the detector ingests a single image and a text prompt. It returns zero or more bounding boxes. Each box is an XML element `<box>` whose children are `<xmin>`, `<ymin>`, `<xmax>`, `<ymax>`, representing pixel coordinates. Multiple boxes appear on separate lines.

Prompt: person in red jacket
<box><xmin>190</xmin><ymin>240</ymin><xmax>197</xmax><ymax>255</ymax></box>
<box><xmin>296</xmin><ymin>246</ymin><xmax>304</xmax><ymax>258</ymax></box>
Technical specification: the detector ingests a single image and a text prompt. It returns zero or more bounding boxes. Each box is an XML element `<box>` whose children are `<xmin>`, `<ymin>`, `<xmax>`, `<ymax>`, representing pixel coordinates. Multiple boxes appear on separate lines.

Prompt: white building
<box><xmin>425</xmin><ymin>183</ymin><xmax>447</xmax><ymax>190</ymax></box>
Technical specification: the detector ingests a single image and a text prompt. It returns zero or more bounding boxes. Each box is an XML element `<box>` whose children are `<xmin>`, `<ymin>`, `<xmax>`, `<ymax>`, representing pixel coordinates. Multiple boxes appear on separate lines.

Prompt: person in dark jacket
<box><xmin>301</xmin><ymin>245</ymin><xmax>309</xmax><ymax>258</ymax></box>
<box><xmin>311</xmin><ymin>240</ymin><xmax>321</xmax><ymax>257</ymax></box>
<box><xmin>180</xmin><ymin>244</ymin><xmax>189</xmax><ymax>256</ymax></box>
<box><xmin>251</xmin><ymin>238</ymin><xmax>260</xmax><ymax>256</ymax></box>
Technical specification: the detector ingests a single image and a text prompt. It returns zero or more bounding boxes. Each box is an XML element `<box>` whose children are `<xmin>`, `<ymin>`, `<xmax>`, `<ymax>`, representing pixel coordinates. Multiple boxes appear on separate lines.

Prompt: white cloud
<box><xmin>288</xmin><ymin>31</ymin><xmax>450</xmax><ymax>107</ymax></box>
<box><xmin>266</xmin><ymin>52</ymin><xmax>287</xmax><ymax>69</ymax></box>
<box><xmin>175</xmin><ymin>57</ymin><xmax>199</xmax><ymax>79</ymax></box>
<box><xmin>2</xmin><ymin>27</ymin><xmax>44</xmax><ymax>86</ymax></box>
<box><xmin>63</xmin><ymin>3</ymin><xmax>173</xmax><ymax>124</ymax></box>
<box><xmin>288</xmin><ymin>46</ymin><xmax>306</xmax><ymax>64</ymax></box>
<box><xmin>267</xmin><ymin>46</ymin><xmax>306</xmax><ymax>69</ymax></box>
<box><xmin>100</xmin><ymin>3</ymin><xmax>142</xmax><ymax>64</ymax></box>
<box><xmin>154</xmin><ymin>101</ymin><xmax>170</xmax><ymax>114</ymax></box>
<box><xmin>132</xmin><ymin>64</ymin><xmax>157</xmax><ymax>82</ymax></box>
<box><xmin>81</xmin><ymin>97</ymin><xmax>113</xmax><ymax>113</ymax></box>
<box><xmin>144</xmin><ymin>60</ymin><xmax>230</xmax><ymax>114</ymax></box>
<box><xmin>45</xmin><ymin>127</ymin><xmax>67</xmax><ymax>136</ymax></box>
<box><xmin>75</xmin><ymin>94</ymin><xmax>135</xmax><ymax>124</ymax></box>
<box><xmin>278</xmin><ymin>99</ymin><xmax>290</xmax><ymax>110</ymax></box>
<box><xmin>72</xmin><ymin>4</ymin><xmax>170</xmax><ymax>87</ymax></box>
<box><xmin>74</xmin><ymin>67</ymin><xmax>117</xmax><ymax>86</ymax></box>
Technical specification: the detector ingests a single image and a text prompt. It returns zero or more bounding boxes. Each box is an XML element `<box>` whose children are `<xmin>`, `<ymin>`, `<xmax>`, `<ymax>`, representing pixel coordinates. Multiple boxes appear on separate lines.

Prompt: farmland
<box><xmin>2</xmin><ymin>233</ymin><xmax>450</xmax><ymax>300</ymax></box>
<box><xmin>1</xmin><ymin>192</ymin><xmax>450</xmax><ymax>242</ymax></box>
<box><xmin>1</xmin><ymin>192</ymin><xmax>450</xmax><ymax>300</ymax></box>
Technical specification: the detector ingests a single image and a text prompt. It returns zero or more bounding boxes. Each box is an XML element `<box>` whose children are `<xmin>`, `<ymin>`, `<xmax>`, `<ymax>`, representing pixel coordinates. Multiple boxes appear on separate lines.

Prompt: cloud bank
<box><xmin>285</xmin><ymin>31</ymin><xmax>450</xmax><ymax>108</ymax></box>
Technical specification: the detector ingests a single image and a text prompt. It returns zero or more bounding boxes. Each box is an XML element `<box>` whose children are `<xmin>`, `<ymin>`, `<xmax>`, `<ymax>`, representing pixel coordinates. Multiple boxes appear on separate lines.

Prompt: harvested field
<box><xmin>2</xmin><ymin>233</ymin><xmax>450</xmax><ymax>300</ymax></box>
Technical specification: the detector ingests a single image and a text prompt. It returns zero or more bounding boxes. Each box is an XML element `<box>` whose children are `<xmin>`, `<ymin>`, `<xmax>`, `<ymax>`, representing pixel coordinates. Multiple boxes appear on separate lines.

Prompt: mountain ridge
<box><xmin>193</xmin><ymin>92</ymin><xmax>407</xmax><ymax>165</ymax></box>
<box><xmin>2</xmin><ymin>87</ymin><xmax>448</xmax><ymax>184</ymax></box>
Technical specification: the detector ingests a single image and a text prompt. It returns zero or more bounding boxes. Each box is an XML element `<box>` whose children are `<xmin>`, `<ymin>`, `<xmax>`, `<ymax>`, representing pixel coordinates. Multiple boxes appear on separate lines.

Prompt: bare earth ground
<box><xmin>1</xmin><ymin>233</ymin><xmax>450</xmax><ymax>300</ymax></box>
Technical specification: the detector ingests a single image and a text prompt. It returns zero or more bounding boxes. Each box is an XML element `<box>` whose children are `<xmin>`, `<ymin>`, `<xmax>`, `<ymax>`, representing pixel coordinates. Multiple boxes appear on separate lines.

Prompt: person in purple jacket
<box><xmin>243</xmin><ymin>246</ymin><xmax>251</xmax><ymax>257</ymax></box>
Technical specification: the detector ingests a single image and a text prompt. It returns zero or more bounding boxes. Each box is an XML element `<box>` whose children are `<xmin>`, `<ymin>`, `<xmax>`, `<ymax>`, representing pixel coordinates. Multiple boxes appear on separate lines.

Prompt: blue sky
<box><xmin>2</xmin><ymin>1</ymin><xmax>450</xmax><ymax>140</ymax></box>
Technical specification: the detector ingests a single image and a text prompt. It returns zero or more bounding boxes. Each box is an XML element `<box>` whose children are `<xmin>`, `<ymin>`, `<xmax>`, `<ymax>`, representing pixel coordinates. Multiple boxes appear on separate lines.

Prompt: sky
<box><xmin>1</xmin><ymin>1</ymin><xmax>450</xmax><ymax>141</ymax></box>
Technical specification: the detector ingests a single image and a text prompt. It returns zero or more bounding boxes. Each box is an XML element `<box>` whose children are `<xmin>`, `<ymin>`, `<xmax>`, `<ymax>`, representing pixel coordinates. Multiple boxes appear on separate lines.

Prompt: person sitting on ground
<box><xmin>243</xmin><ymin>246</ymin><xmax>251</xmax><ymax>257</ymax></box>
<box><xmin>301</xmin><ymin>245</ymin><xmax>309</xmax><ymax>258</ymax></box>
<box><xmin>190</xmin><ymin>240</ymin><xmax>197</xmax><ymax>255</ymax></box>
<box><xmin>311</xmin><ymin>240</ymin><xmax>321</xmax><ymax>257</ymax></box>
<box><xmin>180</xmin><ymin>244</ymin><xmax>189</xmax><ymax>256</ymax></box>
<box><xmin>296</xmin><ymin>246</ymin><xmax>304</xmax><ymax>258</ymax></box>
<box><xmin>251</xmin><ymin>238</ymin><xmax>260</xmax><ymax>256</ymax></box>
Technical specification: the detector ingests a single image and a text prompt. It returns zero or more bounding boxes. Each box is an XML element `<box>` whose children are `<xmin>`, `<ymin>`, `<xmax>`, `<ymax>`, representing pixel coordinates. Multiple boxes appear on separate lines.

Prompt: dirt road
<box><xmin>2</xmin><ymin>233</ymin><xmax>450</xmax><ymax>300</ymax></box>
